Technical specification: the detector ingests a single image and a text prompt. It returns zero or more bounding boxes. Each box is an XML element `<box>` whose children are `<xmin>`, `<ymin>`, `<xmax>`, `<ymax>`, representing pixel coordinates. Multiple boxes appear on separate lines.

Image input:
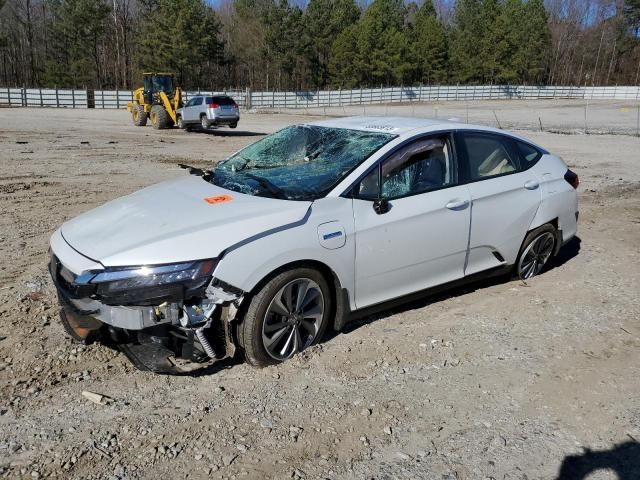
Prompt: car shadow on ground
<box><xmin>189</xmin><ymin>128</ymin><xmax>264</xmax><ymax>137</ymax></box>
<box><xmin>332</xmin><ymin>236</ymin><xmax>582</xmax><ymax>338</ymax></box>
<box><xmin>556</xmin><ymin>441</ymin><xmax>640</xmax><ymax>479</ymax></box>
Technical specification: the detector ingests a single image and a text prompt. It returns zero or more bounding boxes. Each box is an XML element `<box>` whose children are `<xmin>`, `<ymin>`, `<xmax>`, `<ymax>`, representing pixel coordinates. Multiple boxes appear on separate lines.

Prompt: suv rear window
<box><xmin>205</xmin><ymin>96</ymin><xmax>236</xmax><ymax>106</ymax></box>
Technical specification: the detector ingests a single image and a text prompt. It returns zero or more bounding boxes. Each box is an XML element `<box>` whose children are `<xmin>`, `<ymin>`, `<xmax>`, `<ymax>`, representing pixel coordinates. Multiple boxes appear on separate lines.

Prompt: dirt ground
<box><xmin>0</xmin><ymin>106</ymin><xmax>639</xmax><ymax>480</ymax></box>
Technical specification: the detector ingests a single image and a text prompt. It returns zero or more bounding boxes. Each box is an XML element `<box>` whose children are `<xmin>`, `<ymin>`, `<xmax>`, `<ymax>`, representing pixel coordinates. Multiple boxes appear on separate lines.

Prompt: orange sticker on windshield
<box><xmin>204</xmin><ymin>194</ymin><xmax>233</xmax><ymax>205</ymax></box>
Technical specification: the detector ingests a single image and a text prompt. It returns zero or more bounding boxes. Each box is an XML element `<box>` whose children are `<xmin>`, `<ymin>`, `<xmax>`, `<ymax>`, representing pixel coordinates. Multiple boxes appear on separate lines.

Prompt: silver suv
<box><xmin>177</xmin><ymin>95</ymin><xmax>240</xmax><ymax>131</ymax></box>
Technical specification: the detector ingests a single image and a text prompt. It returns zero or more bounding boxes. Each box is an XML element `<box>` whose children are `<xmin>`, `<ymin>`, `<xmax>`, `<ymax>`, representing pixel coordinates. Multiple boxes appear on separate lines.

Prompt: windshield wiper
<box><xmin>243</xmin><ymin>172</ymin><xmax>287</xmax><ymax>199</ymax></box>
<box><xmin>178</xmin><ymin>163</ymin><xmax>214</xmax><ymax>181</ymax></box>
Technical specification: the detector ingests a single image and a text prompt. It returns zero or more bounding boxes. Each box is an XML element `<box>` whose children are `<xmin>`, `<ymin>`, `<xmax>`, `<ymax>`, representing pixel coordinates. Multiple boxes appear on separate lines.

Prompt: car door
<box><xmin>351</xmin><ymin>133</ymin><xmax>471</xmax><ymax>309</ymax></box>
<box><xmin>455</xmin><ymin>131</ymin><xmax>542</xmax><ymax>275</ymax></box>
<box><xmin>183</xmin><ymin>97</ymin><xmax>200</xmax><ymax>123</ymax></box>
<box><xmin>182</xmin><ymin>97</ymin><xmax>194</xmax><ymax>122</ymax></box>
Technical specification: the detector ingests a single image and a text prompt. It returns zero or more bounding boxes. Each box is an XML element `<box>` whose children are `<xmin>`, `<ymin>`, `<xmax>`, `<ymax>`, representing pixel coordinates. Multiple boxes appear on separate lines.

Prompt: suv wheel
<box><xmin>177</xmin><ymin>115</ymin><xmax>184</xmax><ymax>129</ymax></box>
<box><xmin>201</xmin><ymin>115</ymin><xmax>210</xmax><ymax>130</ymax></box>
<box><xmin>239</xmin><ymin>268</ymin><xmax>332</xmax><ymax>367</ymax></box>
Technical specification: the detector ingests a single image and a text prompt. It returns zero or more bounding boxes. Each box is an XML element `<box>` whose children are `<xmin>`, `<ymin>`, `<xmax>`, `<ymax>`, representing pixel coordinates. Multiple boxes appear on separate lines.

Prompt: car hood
<box><xmin>60</xmin><ymin>176</ymin><xmax>311</xmax><ymax>267</ymax></box>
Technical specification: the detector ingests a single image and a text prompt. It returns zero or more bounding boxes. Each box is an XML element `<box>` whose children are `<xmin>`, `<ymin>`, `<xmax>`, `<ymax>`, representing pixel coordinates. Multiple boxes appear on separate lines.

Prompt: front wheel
<box><xmin>150</xmin><ymin>105</ymin><xmax>172</xmax><ymax>129</ymax></box>
<box><xmin>176</xmin><ymin>115</ymin><xmax>184</xmax><ymax>129</ymax></box>
<box><xmin>132</xmin><ymin>104</ymin><xmax>147</xmax><ymax>126</ymax></box>
<box><xmin>239</xmin><ymin>268</ymin><xmax>332</xmax><ymax>367</ymax></box>
<box><xmin>516</xmin><ymin>225</ymin><xmax>557</xmax><ymax>280</ymax></box>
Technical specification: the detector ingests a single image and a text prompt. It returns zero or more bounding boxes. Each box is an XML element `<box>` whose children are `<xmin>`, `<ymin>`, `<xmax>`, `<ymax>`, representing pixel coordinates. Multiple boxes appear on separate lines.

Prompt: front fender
<box><xmin>212</xmin><ymin>197</ymin><xmax>356</xmax><ymax>310</ymax></box>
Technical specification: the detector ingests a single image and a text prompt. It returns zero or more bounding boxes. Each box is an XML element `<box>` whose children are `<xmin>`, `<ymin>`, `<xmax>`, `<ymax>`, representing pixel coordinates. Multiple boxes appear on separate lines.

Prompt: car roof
<box><xmin>307</xmin><ymin>116</ymin><xmax>455</xmax><ymax>134</ymax></box>
<box><xmin>305</xmin><ymin>116</ymin><xmax>547</xmax><ymax>151</ymax></box>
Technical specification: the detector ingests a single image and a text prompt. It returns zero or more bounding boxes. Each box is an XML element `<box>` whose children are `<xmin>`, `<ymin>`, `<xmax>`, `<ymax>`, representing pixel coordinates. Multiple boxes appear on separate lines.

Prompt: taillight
<box><xmin>564</xmin><ymin>169</ymin><xmax>579</xmax><ymax>189</ymax></box>
<box><xmin>208</xmin><ymin>103</ymin><xmax>220</xmax><ymax>109</ymax></box>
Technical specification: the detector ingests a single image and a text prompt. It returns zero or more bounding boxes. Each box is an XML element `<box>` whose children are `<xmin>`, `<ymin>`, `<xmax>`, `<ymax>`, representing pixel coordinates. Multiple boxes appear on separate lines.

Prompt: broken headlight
<box><xmin>91</xmin><ymin>260</ymin><xmax>217</xmax><ymax>306</ymax></box>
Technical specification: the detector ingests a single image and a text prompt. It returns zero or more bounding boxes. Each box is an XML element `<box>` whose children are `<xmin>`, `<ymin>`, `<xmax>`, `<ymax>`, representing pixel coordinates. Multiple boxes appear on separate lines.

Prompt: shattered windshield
<box><xmin>213</xmin><ymin>125</ymin><xmax>396</xmax><ymax>200</ymax></box>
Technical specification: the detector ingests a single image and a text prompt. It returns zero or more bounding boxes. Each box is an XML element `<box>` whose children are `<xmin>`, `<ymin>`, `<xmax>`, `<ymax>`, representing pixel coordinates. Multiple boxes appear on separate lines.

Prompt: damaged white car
<box><xmin>49</xmin><ymin>117</ymin><xmax>579</xmax><ymax>373</ymax></box>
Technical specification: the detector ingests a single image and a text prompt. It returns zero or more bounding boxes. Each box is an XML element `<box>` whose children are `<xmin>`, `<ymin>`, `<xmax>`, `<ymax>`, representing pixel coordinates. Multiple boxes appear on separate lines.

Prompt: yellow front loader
<box><xmin>126</xmin><ymin>72</ymin><xmax>183</xmax><ymax>129</ymax></box>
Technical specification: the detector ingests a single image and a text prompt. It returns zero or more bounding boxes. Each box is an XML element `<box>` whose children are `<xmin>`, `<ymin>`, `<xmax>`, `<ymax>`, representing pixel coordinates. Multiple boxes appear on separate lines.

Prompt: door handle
<box><xmin>445</xmin><ymin>199</ymin><xmax>469</xmax><ymax>210</ymax></box>
<box><xmin>524</xmin><ymin>180</ymin><xmax>539</xmax><ymax>190</ymax></box>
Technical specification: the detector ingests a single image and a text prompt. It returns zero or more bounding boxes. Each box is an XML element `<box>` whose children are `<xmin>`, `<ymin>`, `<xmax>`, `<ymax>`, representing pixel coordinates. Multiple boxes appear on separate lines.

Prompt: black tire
<box><xmin>200</xmin><ymin>115</ymin><xmax>210</xmax><ymax>130</ymax></box>
<box><xmin>150</xmin><ymin>105</ymin><xmax>172</xmax><ymax>129</ymax></box>
<box><xmin>132</xmin><ymin>104</ymin><xmax>147</xmax><ymax>126</ymax></box>
<box><xmin>515</xmin><ymin>224</ymin><xmax>557</xmax><ymax>280</ymax></box>
<box><xmin>176</xmin><ymin>115</ymin><xmax>185</xmax><ymax>129</ymax></box>
<box><xmin>239</xmin><ymin>267</ymin><xmax>332</xmax><ymax>367</ymax></box>
<box><xmin>229</xmin><ymin>123</ymin><xmax>238</xmax><ymax>129</ymax></box>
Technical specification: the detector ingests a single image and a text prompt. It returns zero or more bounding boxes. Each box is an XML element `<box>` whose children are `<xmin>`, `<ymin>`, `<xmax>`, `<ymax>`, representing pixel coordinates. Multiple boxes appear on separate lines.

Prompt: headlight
<box><xmin>91</xmin><ymin>259</ymin><xmax>217</xmax><ymax>305</ymax></box>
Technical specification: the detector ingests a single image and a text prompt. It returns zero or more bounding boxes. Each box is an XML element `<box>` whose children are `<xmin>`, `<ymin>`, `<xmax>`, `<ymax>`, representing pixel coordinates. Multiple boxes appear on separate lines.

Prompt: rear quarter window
<box><xmin>515</xmin><ymin>140</ymin><xmax>542</xmax><ymax>170</ymax></box>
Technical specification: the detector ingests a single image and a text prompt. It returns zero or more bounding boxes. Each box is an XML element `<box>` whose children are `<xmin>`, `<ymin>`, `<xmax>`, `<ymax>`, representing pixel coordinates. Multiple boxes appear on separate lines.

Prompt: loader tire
<box><xmin>150</xmin><ymin>105</ymin><xmax>172</xmax><ymax>129</ymax></box>
<box><xmin>132</xmin><ymin>104</ymin><xmax>147</xmax><ymax>126</ymax></box>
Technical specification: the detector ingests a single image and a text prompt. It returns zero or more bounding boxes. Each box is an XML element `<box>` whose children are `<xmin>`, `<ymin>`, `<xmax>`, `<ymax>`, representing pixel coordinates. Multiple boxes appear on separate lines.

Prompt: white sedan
<box><xmin>49</xmin><ymin>117</ymin><xmax>579</xmax><ymax>373</ymax></box>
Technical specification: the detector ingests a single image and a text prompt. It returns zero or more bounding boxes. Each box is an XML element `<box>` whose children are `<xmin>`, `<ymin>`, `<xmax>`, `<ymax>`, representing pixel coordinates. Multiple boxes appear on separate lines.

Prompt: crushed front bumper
<box><xmin>50</xmin><ymin>254</ymin><xmax>180</xmax><ymax>331</ymax></box>
<box><xmin>47</xmin><ymin>241</ymin><xmax>242</xmax><ymax>373</ymax></box>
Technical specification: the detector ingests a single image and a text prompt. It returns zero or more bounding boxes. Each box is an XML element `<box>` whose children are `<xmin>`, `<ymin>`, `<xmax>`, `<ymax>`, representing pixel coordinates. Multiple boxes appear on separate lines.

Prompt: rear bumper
<box><xmin>210</xmin><ymin>116</ymin><xmax>239</xmax><ymax>125</ymax></box>
<box><xmin>207</xmin><ymin>113</ymin><xmax>240</xmax><ymax>125</ymax></box>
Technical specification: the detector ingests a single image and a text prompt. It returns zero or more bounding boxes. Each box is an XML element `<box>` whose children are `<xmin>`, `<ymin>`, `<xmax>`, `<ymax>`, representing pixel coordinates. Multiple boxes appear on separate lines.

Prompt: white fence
<box><xmin>1</xmin><ymin>85</ymin><xmax>639</xmax><ymax>109</ymax></box>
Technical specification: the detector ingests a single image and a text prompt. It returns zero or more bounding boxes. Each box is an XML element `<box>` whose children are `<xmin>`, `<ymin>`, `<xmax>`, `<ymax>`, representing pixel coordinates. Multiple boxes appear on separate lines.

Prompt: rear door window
<box><xmin>459</xmin><ymin>133</ymin><xmax>519</xmax><ymax>181</ymax></box>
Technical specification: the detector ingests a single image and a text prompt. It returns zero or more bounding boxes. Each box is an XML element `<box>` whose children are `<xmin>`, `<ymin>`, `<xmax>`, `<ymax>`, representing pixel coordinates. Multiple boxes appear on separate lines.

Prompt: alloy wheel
<box><xmin>261</xmin><ymin>278</ymin><xmax>325</xmax><ymax>361</ymax></box>
<box><xmin>518</xmin><ymin>231</ymin><xmax>555</xmax><ymax>279</ymax></box>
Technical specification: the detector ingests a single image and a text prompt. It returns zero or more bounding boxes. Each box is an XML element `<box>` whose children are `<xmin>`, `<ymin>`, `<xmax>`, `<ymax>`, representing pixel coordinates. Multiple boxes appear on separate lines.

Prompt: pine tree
<box><xmin>448</xmin><ymin>0</ymin><xmax>481</xmax><ymax>83</ymax></box>
<box><xmin>305</xmin><ymin>0</ymin><xmax>360</xmax><ymax>87</ymax></box>
<box><xmin>353</xmin><ymin>0</ymin><xmax>409</xmax><ymax>85</ymax></box>
<box><xmin>493</xmin><ymin>0</ymin><xmax>523</xmax><ymax>83</ymax></box>
<box><xmin>137</xmin><ymin>0</ymin><xmax>222</xmax><ymax>87</ymax></box>
<box><xmin>43</xmin><ymin>0</ymin><xmax>111</xmax><ymax>87</ymax></box>
<box><xmin>329</xmin><ymin>24</ymin><xmax>359</xmax><ymax>87</ymax></box>
<box><xmin>521</xmin><ymin>0</ymin><xmax>551</xmax><ymax>83</ymax></box>
<box><xmin>410</xmin><ymin>0</ymin><xmax>447</xmax><ymax>84</ymax></box>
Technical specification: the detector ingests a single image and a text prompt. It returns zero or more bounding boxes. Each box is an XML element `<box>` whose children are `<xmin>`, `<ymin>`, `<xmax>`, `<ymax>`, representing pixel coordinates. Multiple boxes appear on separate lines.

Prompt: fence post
<box><xmin>21</xmin><ymin>86</ymin><xmax>26</xmax><ymax>107</ymax></box>
<box><xmin>116</xmin><ymin>87</ymin><xmax>120</xmax><ymax>109</ymax></box>
<box><xmin>7</xmin><ymin>87</ymin><xmax>11</xmax><ymax>107</ymax></box>
<box><xmin>72</xmin><ymin>89</ymin><xmax>76</xmax><ymax>108</ymax></box>
<box><xmin>39</xmin><ymin>88</ymin><xmax>43</xmax><ymax>107</ymax></box>
<box><xmin>55</xmin><ymin>87</ymin><xmax>59</xmax><ymax>107</ymax></box>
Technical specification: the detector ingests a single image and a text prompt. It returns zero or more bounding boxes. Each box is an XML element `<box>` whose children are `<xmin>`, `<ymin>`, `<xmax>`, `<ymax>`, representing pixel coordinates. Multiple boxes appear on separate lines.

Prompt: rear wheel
<box><xmin>229</xmin><ymin>123</ymin><xmax>238</xmax><ymax>129</ymax></box>
<box><xmin>150</xmin><ymin>105</ymin><xmax>172</xmax><ymax>129</ymax></box>
<box><xmin>176</xmin><ymin>115</ymin><xmax>184</xmax><ymax>129</ymax></box>
<box><xmin>132</xmin><ymin>104</ymin><xmax>147</xmax><ymax>126</ymax></box>
<box><xmin>516</xmin><ymin>225</ymin><xmax>557</xmax><ymax>280</ymax></box>
<box><xmin>201</xmin><ymin>115</ymin><xmax>210</xmax><ymax>130</ymax></box>
<box><xmin>239</xmin><ymin>268</ymin><xmax>332</xmax><ymax>367</ymax></box>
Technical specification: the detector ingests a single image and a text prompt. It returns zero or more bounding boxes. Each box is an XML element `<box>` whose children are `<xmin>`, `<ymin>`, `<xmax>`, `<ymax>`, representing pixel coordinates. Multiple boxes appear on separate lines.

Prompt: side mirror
<box><xmin>373</xmin><ymin>198</ymin><xmax>390</xmax><ymax>215</ymax></box>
